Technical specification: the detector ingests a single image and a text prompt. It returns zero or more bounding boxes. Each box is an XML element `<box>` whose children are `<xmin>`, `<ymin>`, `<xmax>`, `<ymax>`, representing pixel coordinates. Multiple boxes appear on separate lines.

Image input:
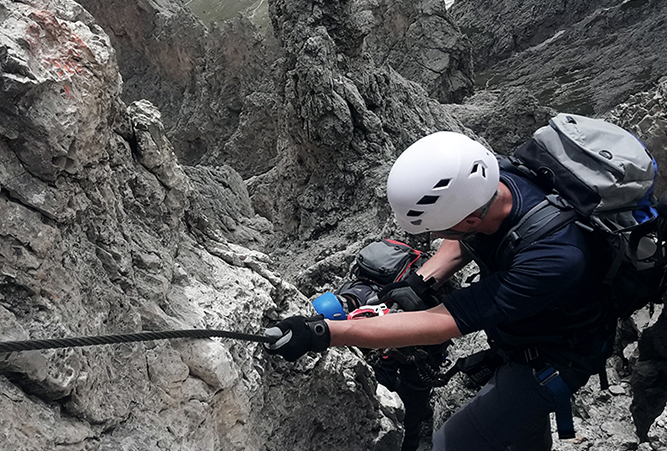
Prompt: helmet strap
<box><xmin>474</xmin><ymin>190</ymin><xmax>499</xmax><ymax>221</ymax></box>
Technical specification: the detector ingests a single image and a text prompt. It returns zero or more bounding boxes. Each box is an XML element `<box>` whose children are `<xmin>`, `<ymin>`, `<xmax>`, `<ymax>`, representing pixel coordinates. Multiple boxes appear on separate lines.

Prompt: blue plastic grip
<box><xmin>312</xmin><ymin>292</ymin><xmax>347</xmax><ymax>320</ymax></box>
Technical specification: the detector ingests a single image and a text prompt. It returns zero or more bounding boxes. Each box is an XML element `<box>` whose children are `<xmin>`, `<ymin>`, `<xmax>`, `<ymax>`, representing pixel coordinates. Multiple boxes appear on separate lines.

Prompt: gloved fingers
<box><xmin>383</xmin><ymin>286</ymin><xmax>427</xmax><ymax>311</ymax></box>
<box><xmin>403</xmin><ymin>272</ymin><xmax>434</xmax><ymax>295</ymax></box>
<box><xmin>378</xmin><ymin>280</ymin><xmax>409</xmax><ymax>301</ymax></box>
<box><xmin>263</xmin><ymin>315</ymin><xmax>330</xmax><ymax>361</ymax></box>
<box><xmin>264</xmin><ymin>326</ymin><xmax>293</xmax><ymax>350</ymax></box>
<box><xmin>263</xmin><ymin>316</ymin><xmax>304</xmax><ymax>356</ymax></box>
<box><xmin>388</xmin><ymin>303</ymin><xmax>404</xmax><ymax>314</ymax></box>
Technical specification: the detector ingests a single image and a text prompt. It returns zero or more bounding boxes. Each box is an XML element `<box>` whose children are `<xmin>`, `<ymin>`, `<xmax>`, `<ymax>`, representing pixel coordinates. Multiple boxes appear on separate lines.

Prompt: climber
<box><xmin>265</xmin><ymin>131</ymin><xmax>613</xmax><ymax>450</ymax></box>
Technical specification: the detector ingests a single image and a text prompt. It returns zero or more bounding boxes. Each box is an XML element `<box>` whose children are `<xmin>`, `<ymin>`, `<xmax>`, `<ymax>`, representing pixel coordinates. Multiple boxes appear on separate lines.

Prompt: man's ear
<box><xmin>463</xmin><ymin>216</ymin><xmax>482</xmax><ymax>228</ymax></box>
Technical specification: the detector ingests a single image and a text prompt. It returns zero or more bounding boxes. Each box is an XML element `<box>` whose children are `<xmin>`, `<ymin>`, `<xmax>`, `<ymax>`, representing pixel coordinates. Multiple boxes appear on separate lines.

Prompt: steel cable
<box><xmin>0</xmin><ymin>329</ymin><xmax>276</xmax><ymax>353</ymax></box>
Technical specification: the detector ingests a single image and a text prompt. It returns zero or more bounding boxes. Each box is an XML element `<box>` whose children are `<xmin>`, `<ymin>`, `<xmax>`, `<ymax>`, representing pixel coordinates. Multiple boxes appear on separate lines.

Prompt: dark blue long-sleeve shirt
<box><xmin>442</xmin><ymin>170</ymin><xmax>609</xmax><ymax>387</ymax></box>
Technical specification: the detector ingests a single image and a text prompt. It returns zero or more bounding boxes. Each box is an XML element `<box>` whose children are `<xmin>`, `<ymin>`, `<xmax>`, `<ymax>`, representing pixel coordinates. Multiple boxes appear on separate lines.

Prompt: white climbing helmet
<box><xmin>387</xmin><ymin>131</ymin><xmax>500</xmax><ymax>234</ymax></box>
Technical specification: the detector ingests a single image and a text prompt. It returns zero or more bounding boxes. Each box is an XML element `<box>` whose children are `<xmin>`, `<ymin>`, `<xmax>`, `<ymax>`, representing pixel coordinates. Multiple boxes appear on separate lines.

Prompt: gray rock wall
<box><xmin>77</xmin><ymin>0</ymin><xmax>282</xmax><ymax>174</ymax></box>
<box><xmin>0</xmin><ymin>1</ymin><xmax>402</xmax><ymax>449</ymax></box>
<box><xmin>608</xmin><ymin>78</ymin><xmax>667</xmax><ymax>446</ymax></box>
<box><xmin>3</xmin><ymin>0</ymin><xmax>667</xmax><ymax>449</ymax></box>
<box><xmin>355</xmin><ymin>0</ymin><xmax>475</xmax><ymax>104</ymax></box>
<box><xmin>77</xmin><ymin>0</ymin><xmax>477</xmax><ymax>250</ymax></box>
<box><xmin>250</xmin><ymin>0</ymin><xmax>476</xmax><ymax>260</ymax></box>
<box><xmin>451</xmin><ymin>0</ymin><xmax>667</xmax><ymax>115</ymax></box>
<box><xmin>608</xmin><ymin>76</ymin><xmax>667</xmax><ymax>193</ymax></box>
<box><xmin>450</xmin><ymin>0</ymin><xmax>619</xmax><ymax>72</ymax></box>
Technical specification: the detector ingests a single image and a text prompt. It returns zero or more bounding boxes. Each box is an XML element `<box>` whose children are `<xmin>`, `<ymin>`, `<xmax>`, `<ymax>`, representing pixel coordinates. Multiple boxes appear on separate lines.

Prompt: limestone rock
<box><xmin>451</xmin><ymin>0</ymin><xmax>667</xmax><ymax>115</ymax></box>
<box><xmin>79</xmin><ymin>0</ymin><xmax>478</xmax><ymax>250</ymax></box>
<box><xmin>185</xmin><ymin>164</ymin><xmax>273</xmax><ymax>249</ymax></box>
<box><xmin>607</xmin><ymin>76</ymin><xmax>667</xmax><ymax>193</ymax></box>
<box><xmin>77</xmin><ymin>0</ymin><xmax>282</xmax><ymax>174</ymax></box>
<box><xmin>4</xmin><ymin>0</ymin><xmax>667</xmax><ymax>449</ymax></box>
<box><xmin>632</xmin><ymin>310</ymin><xmax>667</xmax><ymax>443</ymax></box>
<box><xmin>447</xmin><ymin>87</ymin><xmax>557</xmax><ymax>154</ymax></box>
<box><xmin>247</xmin><ymin>0</ymin><xmax>479</xmax><ymax>261</ymax></box>
<box><xmin>0</xmin><ymin>1</ymin><xmax>402</xmax><ymax>450</ymax></box>
<box><xmin>363</xmin><ymin>0</ymin><xmax>474</xmax><ymax>103</ymax></box>
<box><xmin>450</xmin><ymin>0</ymin><xmax>618</xmax><ymax>72</ymax></box>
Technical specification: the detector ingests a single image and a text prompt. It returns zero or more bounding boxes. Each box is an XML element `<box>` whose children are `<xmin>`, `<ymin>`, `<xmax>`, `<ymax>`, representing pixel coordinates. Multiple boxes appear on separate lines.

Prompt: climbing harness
<box><xmin>0</xmin><ymin>328</ymin><xmax>276</xmax><ymax>354</ymax></box>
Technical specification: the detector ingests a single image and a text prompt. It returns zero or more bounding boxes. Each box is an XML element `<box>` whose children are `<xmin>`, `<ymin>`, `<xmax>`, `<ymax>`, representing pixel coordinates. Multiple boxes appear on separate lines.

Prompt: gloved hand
<box><xmin>379</xmin><ymin>273</ymin><xmax>438</xmax><ymax>311</ymax></box>
<box><xmin>264</xmin><ymin>315</ymin><xmax>330</xmax><ymax>362</ymax></box>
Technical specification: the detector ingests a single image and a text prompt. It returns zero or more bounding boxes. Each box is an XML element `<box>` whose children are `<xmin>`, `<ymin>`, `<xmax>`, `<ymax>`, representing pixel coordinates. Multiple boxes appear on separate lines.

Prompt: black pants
<box><xmin>374</xmin><ymin>352</ymin><xmax>437</xmax><ymax>451</ymax></box>
<box><xmin>432</xmin><ymin>362</ymin><xmax>557</xmax><ymax>451</ymax></box>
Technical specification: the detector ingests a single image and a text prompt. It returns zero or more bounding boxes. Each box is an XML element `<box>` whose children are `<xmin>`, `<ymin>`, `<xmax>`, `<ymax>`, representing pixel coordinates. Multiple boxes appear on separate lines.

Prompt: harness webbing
<box><xmin>535</xmin><ymin>366</ymin><xmax>575</xmax><ymax>439</ymax></box>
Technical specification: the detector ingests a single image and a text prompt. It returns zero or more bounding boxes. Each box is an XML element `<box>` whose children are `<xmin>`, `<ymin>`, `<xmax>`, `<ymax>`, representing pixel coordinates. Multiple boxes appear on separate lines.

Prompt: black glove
<box><xmin>264</xmin><ymin>315</ymin><xmax>330</xmax><ymax>362</ymax></box>
<box><xmin>379</xmin><ymin>273</ymin><xmax>438</xmax><ymax>311</ymax></box>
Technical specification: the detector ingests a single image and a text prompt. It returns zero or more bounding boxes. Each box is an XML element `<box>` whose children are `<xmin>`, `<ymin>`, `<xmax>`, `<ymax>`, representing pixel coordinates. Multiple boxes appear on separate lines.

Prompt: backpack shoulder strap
<box><xmin>496</xmin><ymin>194</ymin><xmax>580</xmax><ymax>269</ymax></box>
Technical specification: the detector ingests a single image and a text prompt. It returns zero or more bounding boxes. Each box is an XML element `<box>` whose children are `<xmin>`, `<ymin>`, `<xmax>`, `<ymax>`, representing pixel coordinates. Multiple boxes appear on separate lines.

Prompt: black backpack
<box><xmin>334</xmin><ymin>239</ymin><xmax>428</xmax><ymax>312</ymax></box>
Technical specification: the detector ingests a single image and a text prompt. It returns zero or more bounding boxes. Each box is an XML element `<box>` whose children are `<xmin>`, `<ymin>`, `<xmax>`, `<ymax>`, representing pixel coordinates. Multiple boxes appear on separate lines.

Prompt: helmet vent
<box><xmin>417</xmin><ymin>195</ymin><xmax>439</xmax><ymax>205</ymax></box>
<box><xmin>470</xmin><ymin>161</ymin><xmax>488</xmax><ymax>178</ymax></box>
<box><xmin>407</xmin><ymin>210</ymin><xmax>424</xmax><ymax>217</ymax></box>
<box><xmin>433</xmin><ymin>178</ymin><xmax>451</xmax><ymax>189</ymax></box>
<box><xmin>410</xmin><ymin>219</ymin><xmax>423</xmax><ymax>226</ymax></box>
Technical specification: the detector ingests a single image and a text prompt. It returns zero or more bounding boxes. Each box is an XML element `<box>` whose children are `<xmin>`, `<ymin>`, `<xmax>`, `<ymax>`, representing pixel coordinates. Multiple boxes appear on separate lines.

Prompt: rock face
<box><xmin>608</xmin><ymin>76</ymin><xmax>667</xmax><ymax>193</ymax></box>
<box><xmin>251</xmin><ymin>0</ymin><xmax>477</xmax><ymax>258</ymax></box>
<box><xmin>451</xmin><ymin>0</ymin><xmax>667</xmax><ymax>115</ymax></box>
<box><xmin>75</xmin><ymin>0</ymin><xmax>474</xmax><ymax>179</ymax></box>
<box><xmin>76</xmin><ymin>0</ymin><xmax>282</xmax><ymax>175</ymax></box>
<box><xmin>361</xmin><ymin>0</ymin><xmax>474</xmax><ymax>104</ymax></box>
<box><xmin>0</xmin><ymin>1</ymin><xmax>402</xmax><ymax>450</ymax></box>
<box><xmin>77</xmin><ymin>0</ymin><xmax>477</xmax><ymax>252</ymax></box>
<box><xmin>446</xmin><ymin>87</ymin><xmax>557</xmax><ymax>155</ymax></box>
<box><xmin>450</xmin><ymin>0</ymin><xmax>619</xmax><ymax>72</ymax></box>
<box><xmin>3</xmin><ymin>0</ymin><xmax>667</xmax><ymax>449</ymax></box>
<box><xmin>608</xmin><ymin>78</ymin><xmax>667</xmax><ymax>445</ymax></box>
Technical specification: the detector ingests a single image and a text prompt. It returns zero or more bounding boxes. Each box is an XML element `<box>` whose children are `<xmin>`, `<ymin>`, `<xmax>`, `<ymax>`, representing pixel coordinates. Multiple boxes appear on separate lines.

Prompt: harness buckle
<box><xmin>536</xmin><ymin>366</ymin><xmax>561</xmax><ymax>387</ymax></box>
<box><xmin>524</xmin><ymin>347</ymin><xmax>540</xmax><ymax>362</ymax></box>
<box><xmin>546</xmin><ymin>193</ymin><xmax>572</xmax><ymax>210</ymax></box>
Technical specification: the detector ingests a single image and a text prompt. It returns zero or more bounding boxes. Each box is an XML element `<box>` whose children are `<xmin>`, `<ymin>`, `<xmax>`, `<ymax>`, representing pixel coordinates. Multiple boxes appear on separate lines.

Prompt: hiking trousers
<box><xmin>432</xmin><ymin>362</ymin><xmax>558</xmax><ymax>451</ymax></box>
<box><xmin>374</xmin><ymin>356</ymin><xmax>434</xmax><ymax>451</ymax></box>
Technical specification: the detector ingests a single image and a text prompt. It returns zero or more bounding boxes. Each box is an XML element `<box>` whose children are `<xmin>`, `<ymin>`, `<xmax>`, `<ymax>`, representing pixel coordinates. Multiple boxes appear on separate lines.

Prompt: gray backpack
<box><xmin>513</xmin><ymin>113</ymin><xmax>657</xmax><ymax>230</ymax></box>
<box><xmin>494</xmin><ymin>113</ymin><xmax>666</xmax><ymax>322</ymax></box>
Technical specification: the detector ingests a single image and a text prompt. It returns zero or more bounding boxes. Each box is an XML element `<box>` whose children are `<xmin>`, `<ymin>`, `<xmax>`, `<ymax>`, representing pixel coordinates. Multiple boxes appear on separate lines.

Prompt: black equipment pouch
<box><xmin>455</xmin><ymin>348</ymin><xmax>504</xmax><ymax>387</ymax></box>
<box><xmin>354</xmin><ymin>239</ymin><xmax>426</xmax><ymax>285</ymax></box>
